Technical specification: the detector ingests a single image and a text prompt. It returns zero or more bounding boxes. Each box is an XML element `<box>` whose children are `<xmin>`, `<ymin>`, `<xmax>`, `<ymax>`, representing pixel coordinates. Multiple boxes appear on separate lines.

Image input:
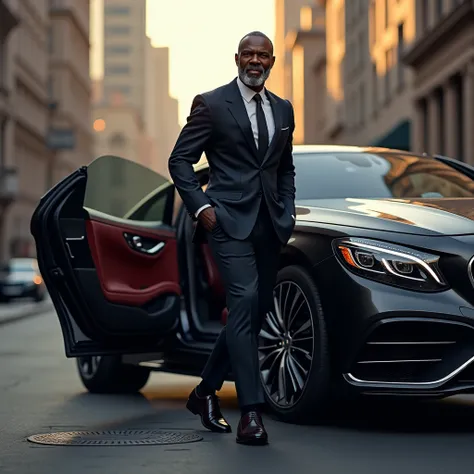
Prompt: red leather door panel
<box><xmin>86</xmin><ymin>217</ymin><xmax>181</xmax><ymax>306</ymax></box>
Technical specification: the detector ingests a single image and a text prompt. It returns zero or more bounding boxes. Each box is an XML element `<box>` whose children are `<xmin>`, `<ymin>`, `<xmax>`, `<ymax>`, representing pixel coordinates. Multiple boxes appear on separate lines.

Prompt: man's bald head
<box><xmin>237</xmin><ymin>31</ymin><xmax>274</xmax><ymax>55</ymax></box>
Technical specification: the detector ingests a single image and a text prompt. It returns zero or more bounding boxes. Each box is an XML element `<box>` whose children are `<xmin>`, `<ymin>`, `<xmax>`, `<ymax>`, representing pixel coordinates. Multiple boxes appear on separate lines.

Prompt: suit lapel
<box><xmin>262</xmin><ymin>91</ymin><xmax>283</xmax><ymax>165</ymax></box>
<box><xmin>225</xmin><ymin>79</ymin><xmax>259</xmax><ymax>158</ymax></box>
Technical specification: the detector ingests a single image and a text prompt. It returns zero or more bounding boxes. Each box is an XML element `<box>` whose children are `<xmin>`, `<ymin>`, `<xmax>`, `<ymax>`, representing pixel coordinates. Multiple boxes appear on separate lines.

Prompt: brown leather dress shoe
<box><xmin>236</xmin><ymin>411</ymin><xmax>268</xmax><ymax>445</ymax></box>
<box><xmin>186</xmin><ymin>388</ymin><xmax>232</xmax><ymax>433</ymax></box>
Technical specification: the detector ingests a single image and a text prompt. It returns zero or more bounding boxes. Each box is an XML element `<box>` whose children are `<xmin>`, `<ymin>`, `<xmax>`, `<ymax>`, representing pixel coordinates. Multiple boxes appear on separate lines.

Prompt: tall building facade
<box><xmin>92</xmin><ymin>0</ymin><xmax>180</xmax><ymax>176</ymax></box>
<box><xmin>267</xmin><ymin>0</ymin><xmax>312</xmax><ymax>100</ymax></box>
<box><xmin>323</xmin><ymin>0</ymin><xmax>417</xmax><ymax>149</ymax></box>
<box><xmin>102</xmin><ymin>0</ymin><xmax>147</xmax><ymax>118</ymax></box>
<box><xmin>403</xmin><ymin>0</ymin><xmax>474</xmax><ymax>164</ymax></box>
<box><xmin>269</xmin><ymin>0</ymin><xmax>326</xmax><ymax>144</ymax></box>
<box><xmin>0</xmin><ymin>0</ymin><xmax>92</xmax><ymax>261</ymax></box>
<box><xmin>49</xmin><ymin>0</ymin><xmax>93</xmax><ymax>184</ymax></box>
<box><xmin>150</xmin><ymin>46</ymin><xmax>181</xmax><ymax>177</ymax></box>
<box><xmin>287</xmin><ymin>5</ymin><xmax>326</xmax><ymax>144</ymax></box>
<box><xmin>280</xmin><ymin>0</ymin><xmax>472</xmax><ymax>167</ymax></box>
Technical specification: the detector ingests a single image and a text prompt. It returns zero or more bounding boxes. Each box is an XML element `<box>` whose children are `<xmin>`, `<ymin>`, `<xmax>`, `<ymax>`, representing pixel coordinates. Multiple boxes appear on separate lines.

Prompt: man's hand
<box><xmin>198</xmin><ymin>207</ymin><xmax>217</xmax><ymax>232</ymax></box>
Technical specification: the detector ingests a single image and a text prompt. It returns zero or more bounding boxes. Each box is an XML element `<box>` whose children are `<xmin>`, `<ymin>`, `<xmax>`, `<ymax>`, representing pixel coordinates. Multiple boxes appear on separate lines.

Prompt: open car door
<box><xmin>30</xmin><ymin>155</ymin><xmax>181</xmax><ymax>357</ymax></box>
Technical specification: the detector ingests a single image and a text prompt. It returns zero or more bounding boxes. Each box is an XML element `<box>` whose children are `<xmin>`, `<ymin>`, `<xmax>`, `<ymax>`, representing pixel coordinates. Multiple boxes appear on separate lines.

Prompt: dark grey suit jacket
<box><xmin>168</xmin><ymin>77</ymin><xmax>296</xmax><ymax>244</ymax></box>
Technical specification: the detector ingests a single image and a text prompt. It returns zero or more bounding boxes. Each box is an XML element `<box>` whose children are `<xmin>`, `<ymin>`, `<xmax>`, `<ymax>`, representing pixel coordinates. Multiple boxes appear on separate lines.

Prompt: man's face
<box><xmin>235</xmin><ymin>36</ymin><xmax>275</xmax><ymax>88</ymax></box>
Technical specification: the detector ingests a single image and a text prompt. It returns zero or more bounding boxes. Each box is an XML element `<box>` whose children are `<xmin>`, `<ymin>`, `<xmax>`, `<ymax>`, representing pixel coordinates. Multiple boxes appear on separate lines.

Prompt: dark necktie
<box><xmin>253</xmin><ymin>93</ymin><xmax>269</xmax><ymax>159</ymax></box>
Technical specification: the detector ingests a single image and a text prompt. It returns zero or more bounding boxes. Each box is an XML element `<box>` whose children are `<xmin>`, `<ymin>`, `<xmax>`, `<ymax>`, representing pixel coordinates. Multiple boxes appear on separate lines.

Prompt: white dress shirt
<box><xmin>195</xmin><ymin>77</ymin><xmax>294</xmax><ymax>220</ymax></box>
<box><xmin>237</xmin><ymin>76</ymin><xmax>275</xmax><ymax>149</ymax></box>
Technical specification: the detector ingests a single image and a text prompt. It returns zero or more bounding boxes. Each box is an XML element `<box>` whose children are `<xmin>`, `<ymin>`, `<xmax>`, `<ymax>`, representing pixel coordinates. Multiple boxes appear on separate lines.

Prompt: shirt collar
<box><xmin>237</xmin><ymin>76</ymin><xmax>266</xmax><ymax>104</ymax></box>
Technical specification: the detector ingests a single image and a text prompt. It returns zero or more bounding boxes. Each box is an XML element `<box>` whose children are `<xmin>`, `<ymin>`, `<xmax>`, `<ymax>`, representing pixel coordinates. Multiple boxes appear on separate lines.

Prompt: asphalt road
<box><xmin>1</xmin><ymin>311</ymin><xmax>474</xmax><ymax>474</ymax></box>
<box><xmin>0</xmin><ymin>298</ymin><xmax>52</xmax><ymax>325</ymax></box>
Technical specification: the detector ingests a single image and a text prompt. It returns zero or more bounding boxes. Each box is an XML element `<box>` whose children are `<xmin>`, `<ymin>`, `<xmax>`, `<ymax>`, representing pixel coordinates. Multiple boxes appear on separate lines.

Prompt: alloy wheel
<box><xmin>258</xmin><ymin>281</ymin><xmax>314</xmax><ymax>409</ymax></box>
<box><xmin>78</xmin><ymin>356</ymin><xmax>102</xmax><ymax>380</ymax></box>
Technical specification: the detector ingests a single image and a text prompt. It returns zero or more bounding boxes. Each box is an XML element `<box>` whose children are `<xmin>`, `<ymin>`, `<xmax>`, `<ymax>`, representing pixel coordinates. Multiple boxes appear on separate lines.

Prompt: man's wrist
<box><xmin>195</xmin><ymin>204</ymin><xmax>211</xmax><ymax>218</ymax></box>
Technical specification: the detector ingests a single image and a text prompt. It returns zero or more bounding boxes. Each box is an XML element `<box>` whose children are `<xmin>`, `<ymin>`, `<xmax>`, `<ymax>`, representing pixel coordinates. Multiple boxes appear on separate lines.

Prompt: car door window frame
<box><xmin>83</xmin><ymin>155</ymin><xmax>175</xmax><ymax>226</ymax></box>
<box><xmin>122</xmin><ymin>182</ymin><xmax>175</xmax><ymax>226</ymax></box>
<box><xmin>81</xmin><ymin>155</ymin><xmax>176</xmax><ymax>227</ymax></box>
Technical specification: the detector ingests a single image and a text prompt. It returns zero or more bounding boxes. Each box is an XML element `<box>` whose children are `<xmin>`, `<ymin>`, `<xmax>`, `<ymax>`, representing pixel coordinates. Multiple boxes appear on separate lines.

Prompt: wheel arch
<box><xmin>279</xmin><ymin>244</ymin><xmax>329</xmax><ymax>289</ymax></box>
<box><xmin>279</xmin><ymin>245</ymin><xmax>314</xmax><ymax>273</ymax></box>
<box><xmin>279</xmin><ymin>244</ymin><xmax>340</xmax><ymax>366</ymax></box>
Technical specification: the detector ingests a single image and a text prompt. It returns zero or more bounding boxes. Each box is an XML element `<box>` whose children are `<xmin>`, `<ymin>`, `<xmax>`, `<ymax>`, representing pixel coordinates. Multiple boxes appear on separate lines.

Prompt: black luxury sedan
<box><xmin>30</xmin><ymin>145</ymin><xmax>474</xmax><ymax>423</ymax></box>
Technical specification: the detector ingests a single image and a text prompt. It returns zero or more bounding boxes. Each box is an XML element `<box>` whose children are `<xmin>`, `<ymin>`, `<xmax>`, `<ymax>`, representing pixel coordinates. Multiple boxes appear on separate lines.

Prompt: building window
<box><xmin>359</xmin><ymin>30</ymin><xmax>365</xmax><ymax>68</ymax></box>
<box><xmin>104</xmin><ymin>65</ymin><xmax>130</xmax><ymax>75</ymax></box>
<box><xmin>48</xmin><ymin>25</ymin><xmax>54</xmax><ymax>53</ymax></box>
<box><xmin>0</xmin><ymin>38</ymin><xmax>5</xmax><ymax>87</ymax></box>
<box><xmin>105</xmin><ymin>26</ymin><xmax>130</xmax><ymax>35</ymax></box>
<box><xmin>420</xmin><ymin>0</ymin><xmax>429</xmax><ymax>31</ymax></box>
<box><xmin>346</xmin><ymin>0</ymin><xmax>352</xmax><ymax>28</ymax></box>
<box><xmin>337</xmin><ymin>4</ymin><xmax>345</xmax><ymax>41</ymax></box>
<box><xmin>385</xmin><ymin>50</ymin><xmax>390</xmax><ymax>102</ymax></box>
<box><xmin>0</xmin><ymin>117</ymin><xmax>6</xmax><ymax>167</ymax></box>
<box><xmin>420</xmin><ymin>98</ymin><xmax>429</xmax><ymax>152</ymax></box>
<box><xmin>105</xmin><ymin>45</ymin><xmax>131</xmax><ymax>55</ymax></box>
<box><xmin>105</xmin><ymin>6</ymin><xmax>130</xmax><ymax>15</ymax></box>
<box><xmin>397</xmin><ymin>23</ymin><xmax>405</xmax><ymax>88</ymax></box>
<box><xmin>360</xmin><ymin>83</ymin><xmax>365</xmax><ymax>125</ymax></box>
<box><xmin>435</xmin><ymin>87</ymin><xmax>445</xmax><ymax>155</ymax></box>
<box><xmin>351</xmin><ymin>92</ymin><xmax>356</xmax><ymax>128</ymax></box>
<box><xmin>369</xmin><ymin>0</ymin><xmax>376</xmax><ymax>46</ymax></box>
<box><xmin>347</xmin><ymin>43</ymin><xmax>353</xmax><ymax>73</ymax></box>
<box><xmin>384</xmin><ymin>0</ymin><xmax>389</xmax><ymax>28</ymax></box>
<box><xmin>454</xmin><ymin>74</ymin><xmax>464</xmax><ymax>161</ymax></box>
<box><xmin>372</xmin><ymin>62</ymin><xmax>378</xmax><ymax>115</ymax></box>
<box><xmin>47</xmin><ymin>75</ymin><xmax>54</xmax><ymax>100</ymax></box>
<box><xmin>435</xmin><ymin>0</ymin><xmax>443</xmax><ymax>19</ymax></box>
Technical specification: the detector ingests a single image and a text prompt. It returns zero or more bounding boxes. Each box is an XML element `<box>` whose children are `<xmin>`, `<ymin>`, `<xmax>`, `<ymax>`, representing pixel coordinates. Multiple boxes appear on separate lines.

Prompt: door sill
<box><xmin>200</xmin><ymin>320</ymin><xmax>222</xmax><ymax>335</ymax></box>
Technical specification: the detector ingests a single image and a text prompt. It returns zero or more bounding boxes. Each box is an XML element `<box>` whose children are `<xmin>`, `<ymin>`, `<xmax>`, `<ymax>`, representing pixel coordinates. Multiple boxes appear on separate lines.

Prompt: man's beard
<box><xmin>238</xmin><ymin>63</ymin><xmax>271</xmax><ymax>88</ymax></box>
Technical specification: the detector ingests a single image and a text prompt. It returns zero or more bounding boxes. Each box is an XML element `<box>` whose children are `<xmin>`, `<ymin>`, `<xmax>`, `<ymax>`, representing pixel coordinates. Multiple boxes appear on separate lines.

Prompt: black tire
<box><xmin>259</xmin><ymin>265</ymin><xmax>330</xmax><ymax>423</ymax></box>
<box><xmin>76</xmin><ymin>355</ymin><xmax>151</xmax><ymax>394</ymax></box>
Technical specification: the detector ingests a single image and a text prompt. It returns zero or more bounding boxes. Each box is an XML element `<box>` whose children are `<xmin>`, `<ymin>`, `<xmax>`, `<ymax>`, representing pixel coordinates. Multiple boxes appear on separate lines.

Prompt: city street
<box><xmin>1</xmin><ymin>0</ymin><xmax>473</xmax><ymax>470</ymax></box>
<box><xmin>1</xmin><ymin>311</ymin><xmax>474</xmax><ymax>473</ymax></box>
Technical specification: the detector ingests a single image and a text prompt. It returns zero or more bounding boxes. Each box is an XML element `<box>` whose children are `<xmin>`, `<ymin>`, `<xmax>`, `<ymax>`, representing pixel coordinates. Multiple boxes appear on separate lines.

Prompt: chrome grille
<box><xmin>348</xmin><ymin>320</ymin><xmax>474</xmax><ymax>385</ymax></box>
<box><xmin>468</xmin><ymin>256</ymin><xmax>474</xmax><ymax>288</ymax></box>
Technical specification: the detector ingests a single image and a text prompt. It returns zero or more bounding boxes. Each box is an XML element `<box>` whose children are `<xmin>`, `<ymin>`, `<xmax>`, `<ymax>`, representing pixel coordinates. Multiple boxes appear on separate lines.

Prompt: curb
<box><xmin>0</xmin><ymin>301</ymin><xmax>54</xmax><ymax>327</ymax></box>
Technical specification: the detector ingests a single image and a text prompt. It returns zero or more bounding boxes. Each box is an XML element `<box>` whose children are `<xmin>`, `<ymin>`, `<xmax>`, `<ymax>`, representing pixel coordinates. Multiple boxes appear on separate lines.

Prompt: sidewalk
<box><xmin>0</xmin><ymin>298</ymin><xmax>53</xmax><ymax>326</ymax></box>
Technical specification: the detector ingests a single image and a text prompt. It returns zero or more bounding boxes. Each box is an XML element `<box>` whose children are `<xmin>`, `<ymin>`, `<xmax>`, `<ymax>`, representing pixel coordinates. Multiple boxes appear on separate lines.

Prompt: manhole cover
<box><xmin>27</xmin><ymin>430</ymin><xmax>203</xmax><ymax>446</ymax></box>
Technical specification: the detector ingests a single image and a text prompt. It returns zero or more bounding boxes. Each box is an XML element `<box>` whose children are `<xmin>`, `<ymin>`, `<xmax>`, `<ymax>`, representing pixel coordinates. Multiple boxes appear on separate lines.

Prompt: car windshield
<box><xmin>294</xmin><ymin>152</ymin><xmax>474</xmax><ymax>200</ymax></box>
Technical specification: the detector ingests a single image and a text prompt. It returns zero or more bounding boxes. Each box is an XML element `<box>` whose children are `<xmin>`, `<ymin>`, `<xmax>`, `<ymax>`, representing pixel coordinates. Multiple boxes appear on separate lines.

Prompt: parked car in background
<box><xmin>0</xmin><ymin>258</ymin><xmax>47</xmax><ymax>303</ymax></box>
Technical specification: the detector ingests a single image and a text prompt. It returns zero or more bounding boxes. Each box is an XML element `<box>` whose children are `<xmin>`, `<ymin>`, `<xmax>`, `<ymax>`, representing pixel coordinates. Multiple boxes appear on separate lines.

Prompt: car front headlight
<box><xmin>333</xmin><ymin>237</ymin><xmax>448</xmax><ymax>292</ymax></box>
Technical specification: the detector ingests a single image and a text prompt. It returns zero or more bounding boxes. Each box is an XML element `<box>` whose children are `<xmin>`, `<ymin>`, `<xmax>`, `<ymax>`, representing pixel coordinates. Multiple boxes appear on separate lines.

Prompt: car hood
<box><xmin>295</xmin><ymin>197</ymin><xmax>474</xmax><ymax>236</ymax></box>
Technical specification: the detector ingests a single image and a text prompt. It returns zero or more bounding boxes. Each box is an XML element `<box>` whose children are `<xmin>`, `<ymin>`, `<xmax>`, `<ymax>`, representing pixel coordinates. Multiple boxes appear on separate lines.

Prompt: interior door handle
<box><xmin>124</xmin><ymin>233</ymin><xmax>165</xmax><ymax>255</ymax></box>
<box><xmin>141</xmin><ymin>241</ymin><xmax>165</xmax><ymax>255</ymax></box>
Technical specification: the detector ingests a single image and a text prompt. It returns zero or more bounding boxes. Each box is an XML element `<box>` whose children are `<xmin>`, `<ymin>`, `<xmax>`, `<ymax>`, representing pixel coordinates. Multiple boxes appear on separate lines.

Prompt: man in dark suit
<box><xmin>168</xmin><ymin>31</ymin><xmax>295</xmax><ymax>446</ymax></box>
